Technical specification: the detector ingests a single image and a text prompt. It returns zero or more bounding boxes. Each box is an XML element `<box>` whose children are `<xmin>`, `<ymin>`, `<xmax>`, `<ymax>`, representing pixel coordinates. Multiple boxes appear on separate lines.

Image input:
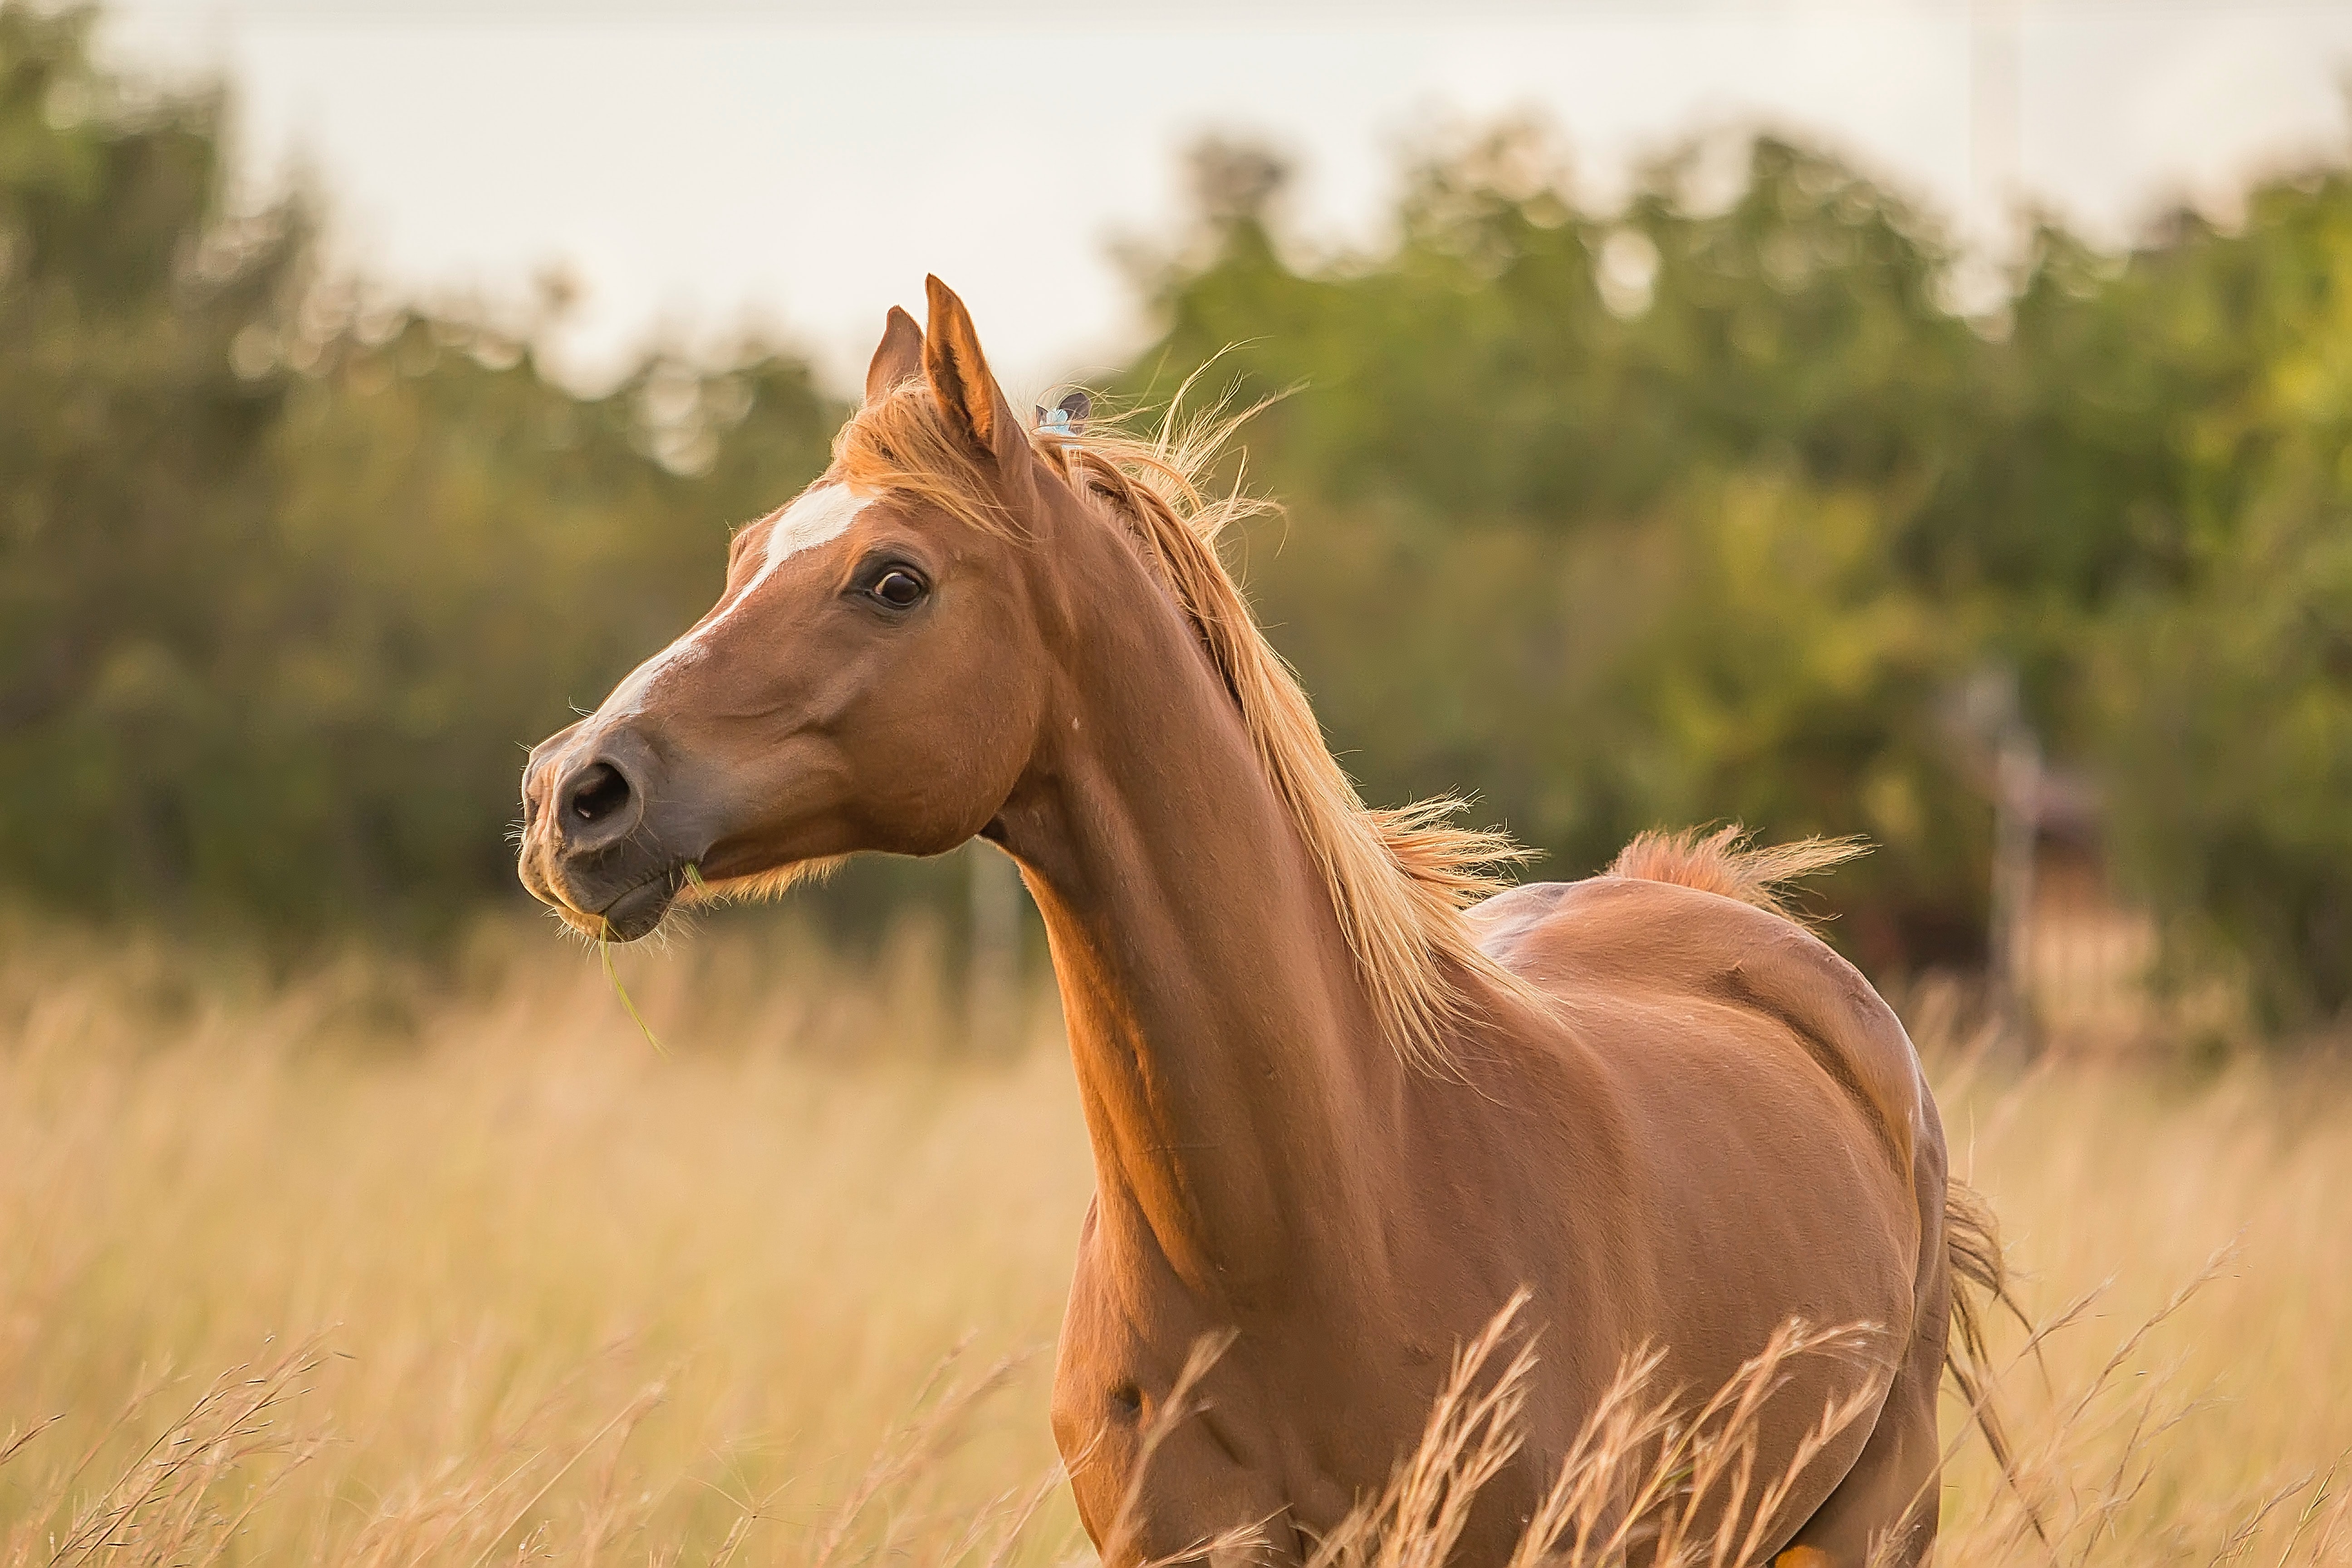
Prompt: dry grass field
<box><xmin>1</xmin><ymin>907</ymin><xmax>2348</xmax><ymax>1566</ymax></box>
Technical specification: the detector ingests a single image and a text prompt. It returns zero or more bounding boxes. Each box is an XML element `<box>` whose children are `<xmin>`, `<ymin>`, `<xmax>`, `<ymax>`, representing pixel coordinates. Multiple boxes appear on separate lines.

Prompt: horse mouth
<box><xmin>596</xmin><ymin>872</ymin><xmax>680</xmax><ymax>942</ymax></box>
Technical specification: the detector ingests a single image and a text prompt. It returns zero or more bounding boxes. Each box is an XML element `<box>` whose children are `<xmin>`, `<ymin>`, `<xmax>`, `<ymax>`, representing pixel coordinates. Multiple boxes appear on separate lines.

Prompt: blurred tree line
<box><xmin>0</xmin><ymin>5</ymin><xmax>842</xmax><ymax>929</ymax></box>
<box><xmin>3</xmin><ymin>5</ymin><xmax>2348</xmax><ymax>1025</ymax></box>
<box><xmin>1129</xmin><ymin>129</ymin><xmax>2352</xmax><ymax>1027</ymax></box>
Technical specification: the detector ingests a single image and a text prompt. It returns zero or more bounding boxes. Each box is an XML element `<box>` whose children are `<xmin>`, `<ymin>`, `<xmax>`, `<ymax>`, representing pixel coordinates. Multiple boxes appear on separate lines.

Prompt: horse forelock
<box><xmin>832</xmin><ymin>380</ymin><xmax>1539</xmax><ymax>1076</ymax></box>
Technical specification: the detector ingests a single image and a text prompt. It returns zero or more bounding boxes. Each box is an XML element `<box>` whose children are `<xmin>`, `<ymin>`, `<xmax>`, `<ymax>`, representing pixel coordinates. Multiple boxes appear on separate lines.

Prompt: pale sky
<box><xmin>98</xmin><ymin>1</ymin><xmax>2352</xmax><ymax>399</ymax></box>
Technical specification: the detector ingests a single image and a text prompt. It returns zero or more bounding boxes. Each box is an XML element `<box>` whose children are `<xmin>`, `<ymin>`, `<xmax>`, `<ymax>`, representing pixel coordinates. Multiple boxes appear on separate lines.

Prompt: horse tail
<box><xmin>1943</xmin><ymin>1176</ymin><xmax>2051</xmax><ymax>1546</ymax></box>
<box><xmin>1605</xmin><ymin>825</ymin><xmax>1867</xmax><ymax>925</ymax></box>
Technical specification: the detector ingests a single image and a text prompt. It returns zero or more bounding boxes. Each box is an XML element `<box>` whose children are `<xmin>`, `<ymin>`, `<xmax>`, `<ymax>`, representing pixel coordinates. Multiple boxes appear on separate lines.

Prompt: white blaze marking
<box><xmin>592</xmin><ymin>482</ymin><xmax>868</xmax><ymax>721</ymax></box>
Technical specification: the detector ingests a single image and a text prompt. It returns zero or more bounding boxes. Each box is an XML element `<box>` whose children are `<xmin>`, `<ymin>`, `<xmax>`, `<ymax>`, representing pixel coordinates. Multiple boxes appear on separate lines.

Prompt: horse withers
<box><xmin>517</xmin><ymin>277</ymin><xmax>2012</xmax><ymax>1567</ymax></box>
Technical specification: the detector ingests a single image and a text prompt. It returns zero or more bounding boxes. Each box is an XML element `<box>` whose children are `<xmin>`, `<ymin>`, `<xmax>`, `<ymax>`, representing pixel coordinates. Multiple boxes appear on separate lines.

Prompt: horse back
<box><xmin>1474</xmin><ymin>875</ymin><xmax>1932</xmax><ymax>1183</ymax></box>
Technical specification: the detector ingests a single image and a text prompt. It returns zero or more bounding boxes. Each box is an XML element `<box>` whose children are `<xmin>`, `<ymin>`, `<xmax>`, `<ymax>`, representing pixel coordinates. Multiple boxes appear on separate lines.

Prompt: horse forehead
<box><xmin>699</xmin><ymin>482</ymin><xmax>871</xmax><ymax>644</ymax></box>
<box><xmin>750</xmin><ymin>481</ymin><xmax>868</xmax><ymax>570</ymax></box>
<box><xmin>588</xmin><ymin>482</ymin><xmax>872</xmax><ymax>725</ymax></box>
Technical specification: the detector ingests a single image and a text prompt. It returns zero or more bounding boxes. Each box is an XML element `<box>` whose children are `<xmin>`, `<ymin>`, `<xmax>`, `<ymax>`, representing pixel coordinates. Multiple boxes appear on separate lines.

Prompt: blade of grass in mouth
<box><xmin>599</xmin><ymin>938</ymin><xmax>665</xmax><ymax>1055</ymax></box>
<box><xmin>599</xmin><ymin>870</ymin><xmax>689</xmax><ymax>1055</ymax></box>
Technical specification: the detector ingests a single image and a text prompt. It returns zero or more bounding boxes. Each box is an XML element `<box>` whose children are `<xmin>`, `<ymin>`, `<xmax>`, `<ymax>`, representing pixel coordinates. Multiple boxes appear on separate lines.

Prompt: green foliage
<box><xmin>3</xmin><ymin>5</ymin><xmax>2349</xmax><ymax>1021</ymax></box>
<box><xmin>2073</xmin><ymin>175</ymin><xmax>2352</xmax><ymax>1022</ymax></box>
<box><xmin>1130</xmin><ymin>130</ymin><xmax>2008</xmax><ymax>970</ymax></box>
<box><xmin>0</xmin><ymin>4</ymin><xmax>843</xmax><ymax>934</ymax></box>
<box><xmin>1132</xmin><ymin>125</ymin><xmax>2352</xmax><ymax>1012</ymax></box>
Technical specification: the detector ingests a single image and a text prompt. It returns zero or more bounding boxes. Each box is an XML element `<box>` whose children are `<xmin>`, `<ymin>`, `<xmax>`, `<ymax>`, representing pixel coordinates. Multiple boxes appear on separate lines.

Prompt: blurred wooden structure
<box><xmin>2010</xmin><ymin>764</ymin><xmax>2160</xmax><ymax>1057</ymax></box>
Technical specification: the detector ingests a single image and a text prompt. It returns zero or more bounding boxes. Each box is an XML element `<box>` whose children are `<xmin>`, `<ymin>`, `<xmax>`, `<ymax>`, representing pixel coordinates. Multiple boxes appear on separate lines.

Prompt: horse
<box><xmin>517</xmin><ymin>276</ymin><xmax>2013</xmax><ymax>1568</ymax></box>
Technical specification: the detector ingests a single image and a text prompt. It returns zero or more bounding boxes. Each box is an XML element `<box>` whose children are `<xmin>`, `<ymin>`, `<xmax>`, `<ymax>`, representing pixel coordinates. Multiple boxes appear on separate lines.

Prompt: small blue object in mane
<box><xmin>1035</xmin><ymin>390</ymin><xmax>1091</xmax><ymax>437</ymax></box>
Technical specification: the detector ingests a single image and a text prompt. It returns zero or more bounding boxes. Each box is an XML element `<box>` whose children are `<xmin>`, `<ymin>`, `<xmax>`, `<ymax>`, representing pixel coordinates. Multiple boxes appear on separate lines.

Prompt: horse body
<box><xmin>984</xmin><ymin>477</ymin><xmax>1941</xmax><ymax>1563</ymax></box>
<box><xmin>517</xmin><ymin>278</ymin><xmax>1986</xmax><ymax>1567</ymax></box>
<box><xmin>1022</xmin><ymin>616</ymin><xmax>1942</xmax><ymax>1564</ymax></box>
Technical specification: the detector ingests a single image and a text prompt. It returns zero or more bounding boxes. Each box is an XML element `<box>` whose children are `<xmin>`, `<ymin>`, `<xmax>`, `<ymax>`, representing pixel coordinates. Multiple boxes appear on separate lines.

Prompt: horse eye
<box><xmin>872</xmin><ymin>569</ymin><xmax>926</xmax><ymax>608</ymax></box>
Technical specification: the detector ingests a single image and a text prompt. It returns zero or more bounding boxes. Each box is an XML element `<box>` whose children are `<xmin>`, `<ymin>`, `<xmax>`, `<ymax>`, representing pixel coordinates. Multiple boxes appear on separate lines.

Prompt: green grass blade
<box><xmin>600</xmin><ymin>937</ymin><xmax>666</xmax><ymax>1056</ymax></box>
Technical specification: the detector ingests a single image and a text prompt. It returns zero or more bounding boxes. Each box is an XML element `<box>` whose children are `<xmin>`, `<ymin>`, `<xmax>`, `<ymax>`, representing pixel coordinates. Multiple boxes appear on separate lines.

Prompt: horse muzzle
<box><xmin>519</xmin><ymin>724</ymin><xmax>699</xmax><ymax>941</ymax></box>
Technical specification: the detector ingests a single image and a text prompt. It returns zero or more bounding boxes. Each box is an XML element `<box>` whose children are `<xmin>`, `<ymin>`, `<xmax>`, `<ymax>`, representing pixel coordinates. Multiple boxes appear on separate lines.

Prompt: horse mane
<box><xmin>833</xmin><ymin>379</ymin><xmax>1535</xmax><ymax>1077</ymax></box>
<box><xmin>1607</xmin><ymin>825</ymin><xmax>1867</xmax><ymax>924</ymax></box>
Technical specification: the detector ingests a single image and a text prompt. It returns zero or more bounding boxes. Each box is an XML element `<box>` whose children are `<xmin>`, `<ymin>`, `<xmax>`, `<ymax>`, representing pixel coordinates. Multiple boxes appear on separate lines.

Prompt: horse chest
<box><xmin>1050</xmin><ymin>1211</ymin><xmax>1539</xmax><ymax>1563</ymax></box>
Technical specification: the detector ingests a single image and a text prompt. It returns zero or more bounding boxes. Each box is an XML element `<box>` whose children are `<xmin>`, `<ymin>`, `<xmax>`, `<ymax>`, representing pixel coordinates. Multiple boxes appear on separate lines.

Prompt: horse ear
<box><xmin>864</xmin><ymin>306</ymin><xmax>924</xmax><ymax>405</ymax></box>
<box><xmin>922</xmin><ymin>275</ymin><xmax>1024</xmax><ymax>470</ymax></box>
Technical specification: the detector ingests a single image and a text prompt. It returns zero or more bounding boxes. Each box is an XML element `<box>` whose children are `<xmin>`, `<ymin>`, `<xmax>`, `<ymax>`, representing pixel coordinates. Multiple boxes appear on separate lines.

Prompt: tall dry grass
<box><xmin>0</xmin><ymin>911</ymin><xmax>2347</xmax><ymax>1565</ymax></box>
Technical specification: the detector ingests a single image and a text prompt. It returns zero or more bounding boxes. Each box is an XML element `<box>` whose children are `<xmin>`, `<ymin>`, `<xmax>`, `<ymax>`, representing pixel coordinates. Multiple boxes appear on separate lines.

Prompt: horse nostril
<box><xmin>563</xmin><ymin>760</ymin><xmax>634</xmax><ymax>830</ymax></box>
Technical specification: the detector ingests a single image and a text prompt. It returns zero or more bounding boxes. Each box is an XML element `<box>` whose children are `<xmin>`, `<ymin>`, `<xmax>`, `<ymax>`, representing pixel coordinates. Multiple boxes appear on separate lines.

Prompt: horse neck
<box><xmin>992</xmin><ymin>516</ymin><xmax>1408</xmax><ymax>1304</ymax></box>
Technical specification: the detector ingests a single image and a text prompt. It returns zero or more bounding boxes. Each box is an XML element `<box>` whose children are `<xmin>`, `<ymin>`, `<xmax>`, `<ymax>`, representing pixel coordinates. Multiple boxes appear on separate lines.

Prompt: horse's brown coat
<box><xmin>517</xmin><ymin>279</ymin><xmax>1979</xmax><ymax>1567</ymax></box>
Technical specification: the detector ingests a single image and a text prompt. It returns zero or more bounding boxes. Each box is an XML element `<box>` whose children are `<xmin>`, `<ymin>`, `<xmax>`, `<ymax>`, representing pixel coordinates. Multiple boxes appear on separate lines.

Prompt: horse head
<box><xmin>517</xmin><ymin>278</ymin><xmax>1065</xmax><ymax>940</ymax></box>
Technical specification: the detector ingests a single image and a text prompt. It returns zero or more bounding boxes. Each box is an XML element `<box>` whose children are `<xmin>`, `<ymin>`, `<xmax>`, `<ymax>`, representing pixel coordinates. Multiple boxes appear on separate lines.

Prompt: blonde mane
<box><xmin>1607</xmin><ymin>826</ymin><xmax>1867</xmax><ymax>925</ymax></box>
<box><xmin>833</xmin><ymin>380</ymin><xmax>1536</xmax><ymax>1076</ymax></box>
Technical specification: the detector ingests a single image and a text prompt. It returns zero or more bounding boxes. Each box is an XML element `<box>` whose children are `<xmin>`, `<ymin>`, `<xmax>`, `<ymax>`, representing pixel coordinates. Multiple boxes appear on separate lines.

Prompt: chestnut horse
<box><xmin>518</xmin><ymin>278</ymin><xmax>2009</xmax><ymax>1567</ymax></box>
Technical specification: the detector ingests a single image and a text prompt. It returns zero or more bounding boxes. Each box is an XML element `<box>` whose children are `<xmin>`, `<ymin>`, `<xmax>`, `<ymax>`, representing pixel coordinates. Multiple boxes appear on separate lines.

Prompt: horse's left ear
<box><xmin>922</xmin><ymin>275</ymin><xmax>1029</xmax><ymax>475</ymax></box>
<box><xmin>864</xmin><ymin>305</ymin><xmax>924</xmax><ymax>404</ymax></box>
